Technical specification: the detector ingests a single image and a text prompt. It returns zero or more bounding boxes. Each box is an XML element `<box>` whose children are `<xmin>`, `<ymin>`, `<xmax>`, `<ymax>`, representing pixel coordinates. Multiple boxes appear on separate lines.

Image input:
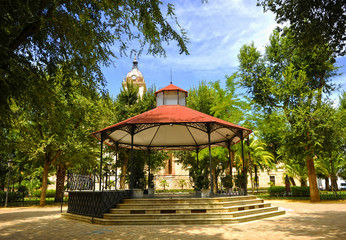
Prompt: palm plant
<box><xmin>284</xmin><ymin>159</ymin><xmax>308</xmax><ymax>187</ymax></box>
<box><xmin>315</xmin><ymin>153</ymin><xmax>345</xmax><ymax>191</ymax></box>
<box><xmin>236</xmin><ymin>133</ymin><xmax>275</xmax><ymax>194</ymax></box>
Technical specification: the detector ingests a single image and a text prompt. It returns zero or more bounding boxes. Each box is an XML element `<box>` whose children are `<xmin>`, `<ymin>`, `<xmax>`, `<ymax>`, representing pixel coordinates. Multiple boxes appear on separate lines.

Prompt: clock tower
<box><xmin>122</xmin><ymin>56</ymin><xmax>146</xmax><ymax>97</ymax></box>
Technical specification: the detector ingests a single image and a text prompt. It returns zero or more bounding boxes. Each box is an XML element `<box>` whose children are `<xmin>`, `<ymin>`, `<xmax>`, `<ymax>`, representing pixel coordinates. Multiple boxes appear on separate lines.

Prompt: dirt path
<box><xmin>0</xmin><ymin>200</ymin><xmax>345</xmax><ymax>240</ymax></box>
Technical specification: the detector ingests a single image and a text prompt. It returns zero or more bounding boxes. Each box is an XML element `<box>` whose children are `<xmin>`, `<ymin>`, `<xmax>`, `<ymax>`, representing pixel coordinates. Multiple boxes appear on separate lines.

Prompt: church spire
<box><xmin>132</xmin><ymin>56</ymin><xmax>138</xmax><ymax>69</ymax></box>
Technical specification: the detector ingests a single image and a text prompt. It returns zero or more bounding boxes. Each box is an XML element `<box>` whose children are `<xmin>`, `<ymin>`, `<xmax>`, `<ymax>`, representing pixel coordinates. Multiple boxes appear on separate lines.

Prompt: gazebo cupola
<box><xmin>155</xmin><ymin>84</ymin><xmax>188</xmax><ymax>107</ymax></box>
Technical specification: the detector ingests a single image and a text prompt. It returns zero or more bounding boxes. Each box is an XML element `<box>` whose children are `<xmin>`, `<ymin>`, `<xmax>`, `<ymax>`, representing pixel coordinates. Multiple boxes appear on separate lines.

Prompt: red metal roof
<box><xmin>93</xmin><ymin>105</ymin><xmax>250</xmax><ymax>134</ymax></box>
<box><xmin>155</xmin><ymin>84</ymin><xmax>188</xmax><ymax>96</ymax></box>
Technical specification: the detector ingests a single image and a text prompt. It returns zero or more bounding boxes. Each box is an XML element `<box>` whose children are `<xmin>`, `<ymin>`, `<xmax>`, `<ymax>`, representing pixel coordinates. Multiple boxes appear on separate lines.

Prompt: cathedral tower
<box><xmin>122</xmin><ymin>56</ymin><xmax>146</xmax><ymax>97</ymax></box>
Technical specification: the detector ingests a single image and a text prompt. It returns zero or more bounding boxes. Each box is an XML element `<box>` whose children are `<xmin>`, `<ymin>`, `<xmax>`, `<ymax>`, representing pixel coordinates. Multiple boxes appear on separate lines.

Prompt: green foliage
<box><xmin>235</xmin><ymin>172</ymin><xmax>247</xmax><ymax>189</ymax></box>
<box><xmin>0</xmin><ymin>191</ymin><xmax>24</xmax><ymax>202</ymax></box>
<box><xmin>187</xmin><ymin>77</ymin><xmax>249</xmax><ymax>124</ymax></box>
<box><xmin>179</xmin><ymin>180</ymin><xmax>186</xmax><ymax>190</ymax></box>
<box><xmin>237</xmin><ymin>28</ymin><xmax>340</xmax><ymax>201</ymax></box>
<box><xmin>194</xmin><ymin>175</ymin><xmax>210</xmax><ymax>190</ymax></box>
<box><xmin>33</xmin><ymin>190</ymin><xmax>56</xmax><ymax>198</ymax></box>
<box><xmin>187</xmin><ymin>81</ymin><xmax>216</xmax><ymax>115</ymax></box>
<box><xmin>291</xmin><ymin>186</ymin><xmax>310</xmax><ymax>197</ymax></box>
<box><xmin>17</xmin><ymin>185</ymin><xmax>28</xmax><ymax>196</ymax></box>
<box><xmin>159</xmin><ymin>180</ymin><xmax>169</xmax><ymax>190</ymax></box>
<box><xmin>268</xmin><ymin>186</ymin><xmax>286</xmax><ymax>197</ymax></box>
<box><xmin>0</xmin><ymin>0</ymin><xmax>189</xmax><ymax>126</ymax></box>
<box><xmin>221</xmin><ymin>175</ymin><xmax>233</xmax><ymax>188</ymax></box>
<box><xmin>148</xmin><ymin>174</ymin><xmax>155</xmax><ymax>188</ymax></box>
<box><xmin>258</xmin><ymin>0</ymin><xmax>346</xmax><ymax>56</ymax></box>
<box><xmin>20</xmin><ymin>179</ymin><xmax>42</xmax><ymax>196</ymax></box>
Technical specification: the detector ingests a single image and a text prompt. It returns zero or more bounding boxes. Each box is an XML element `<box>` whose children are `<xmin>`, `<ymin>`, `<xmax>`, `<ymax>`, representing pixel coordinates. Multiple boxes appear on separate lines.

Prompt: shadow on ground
<box><xmin>0</xmin><ymin>204</ymin><xmax>345</xmax><ymax>240</ymax></box>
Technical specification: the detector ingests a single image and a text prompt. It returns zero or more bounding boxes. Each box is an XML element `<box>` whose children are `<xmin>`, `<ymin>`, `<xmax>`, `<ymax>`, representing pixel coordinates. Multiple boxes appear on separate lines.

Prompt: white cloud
<box><xmin>148</xmin><ymin>0</ymin><xmax>279</xmax><ymax>72</ymax></box>
<box><xmin>103</xmin><ymin>0</ymin><xmax>345</xmax><ymax>98</ymax></box>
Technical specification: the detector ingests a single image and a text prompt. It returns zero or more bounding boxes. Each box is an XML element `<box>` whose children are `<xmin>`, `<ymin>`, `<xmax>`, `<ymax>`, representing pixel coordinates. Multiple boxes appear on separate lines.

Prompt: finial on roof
<box><xmin>132</xmin><ymin>55</ymin><xmax>138</xmax><ymax>69</ymax></box>
<box><xmin>170</xmin><ymin>67</ymin><xmax>172</xmax><ymax>84</ymax></box>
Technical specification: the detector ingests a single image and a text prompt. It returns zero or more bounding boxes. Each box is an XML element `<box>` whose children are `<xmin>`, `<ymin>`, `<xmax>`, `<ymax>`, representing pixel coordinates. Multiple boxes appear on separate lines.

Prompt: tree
<box><xmin>179</xmin><ymin>79</ymin><xmax>252</xmax><ymax>193</ymax></box>
<box><xmin>0</xmin><ymin>0</ymin><xmax>189</xmax><ymax>128</ymax></box>
<box><xmin>237</xmin><ymin>29</ymin><xmax>338</xmax><ymax>202</ymax></box>
<box><xmin>258</xmin><ymin>0</ymin><xmax>346</xmax><ymax>56</ymax></box>
<box><xmin>7</xmin><ymin>69</ymin><xmax>116</xmax><ymax>206</ymax></box>
<box><xmin>283</xmin><ymin>158</ymin><xmax>308</xmax><ymax>187</ymax></box>
<box><xmin>115</xmin><ymin>82</ymin><xmax>160</xmax><ymax>189</ymax></box>
<box><xmin>236</xmin><ymin>133</ymin><xmax>275</xmax><ymax>194</ymax></box>
<box><xmin>187</xmin><ymin>81</ymin><xmax>216</xmax><ymax>116</ymax></box>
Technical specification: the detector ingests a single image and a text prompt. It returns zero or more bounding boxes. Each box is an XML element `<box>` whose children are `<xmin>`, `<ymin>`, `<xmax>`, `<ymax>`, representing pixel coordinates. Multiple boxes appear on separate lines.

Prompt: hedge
<box><xmin>0</xmin><ymin>191</ymin><xmax>24</xmax><ymax>202</ymax></box>
<box><xmin>33</xmin><ymin>190</ymin><xmax>56</xmax><ymax>198</ymax></box>
<box><xmin>291</xmin><ymin>186</ymin><xmax>310</xmax><ymax>197</ymax></box>
<box><xmin>268</xmin><ymin>186</ymin><xmax>286</xmax><ymax>196</ymax></box>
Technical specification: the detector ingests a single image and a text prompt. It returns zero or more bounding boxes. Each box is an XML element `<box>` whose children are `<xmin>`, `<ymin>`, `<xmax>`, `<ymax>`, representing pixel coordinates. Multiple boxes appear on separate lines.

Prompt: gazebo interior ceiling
<box><xmin>93</xmin><ymin>105</ymin><xmax>252</xmax><ymax>150</ymax></box>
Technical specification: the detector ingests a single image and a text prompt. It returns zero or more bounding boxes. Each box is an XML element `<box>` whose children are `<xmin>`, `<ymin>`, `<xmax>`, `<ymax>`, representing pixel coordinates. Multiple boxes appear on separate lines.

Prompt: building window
<box><xmin>270</xmin><ymin>176</ymin><xmax>275</xmax><ymax>185</ymax></box>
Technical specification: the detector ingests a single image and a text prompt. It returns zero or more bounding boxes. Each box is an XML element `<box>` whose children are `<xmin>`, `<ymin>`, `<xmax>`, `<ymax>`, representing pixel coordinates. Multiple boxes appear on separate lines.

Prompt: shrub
<box><xmin>17</xmin><ymin>185</ymin><xmax>29</xmax><ymax>197</ymax></box>
<box><xmin>222</xmin><ymin>175</ymin><xmax>233</xmax><ymax>188</ymax></box>
<box><xmin>32</xmin><ymin>190</ymin><xmax>56</xmax><ymax>198</ymax></box>
<box><xmin>235</xmin><ymin>172</ymin><xmax>247</xmax><ymax>188</ymax></box>
<box><xmin>0</xmin><ymin>191</ymin><xmax>24</xmax><ymax>202</ymax></box>
<box><xmin>291</xmin><ymin>186</ymin><xmax>310</xmax><ymax>197</ymax></box>
<box><xmin>268</xmin><ymin>186</ymin><xmax>286</xmax><ymax>197</ymax></box>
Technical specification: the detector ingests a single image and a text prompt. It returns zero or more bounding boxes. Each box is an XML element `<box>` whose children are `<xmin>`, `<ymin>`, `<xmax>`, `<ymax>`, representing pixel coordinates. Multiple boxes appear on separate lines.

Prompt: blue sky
<box><xmin>102</xmin><ymin>0</ymin><xmax>345</xmax><ymax>103</ymax></box>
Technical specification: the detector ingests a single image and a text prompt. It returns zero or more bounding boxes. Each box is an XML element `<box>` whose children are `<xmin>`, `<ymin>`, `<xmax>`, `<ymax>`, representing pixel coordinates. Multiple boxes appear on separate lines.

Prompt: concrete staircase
<box><xmin>62</xmin><ymin>195</ymin><xmax>285</xmax><ymax>225</ymax></box>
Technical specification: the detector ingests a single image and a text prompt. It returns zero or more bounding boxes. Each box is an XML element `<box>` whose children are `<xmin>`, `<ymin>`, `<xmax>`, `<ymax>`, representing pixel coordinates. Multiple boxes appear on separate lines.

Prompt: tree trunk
<box><xmin>248</xmin><ymin>154</ymin><xmax>254</xmax><ymax>194</ymax></box>
<box><xmin>306</xmin><ymin>156</ymin><xmax>320</xmax><ymax>202</ymax></box>
<box><xmin>40</xmin><ymin>150</ymin><xmax>61</xmax><ymax>206</ymax></box>
<box><xmin>120</xmin><ymin>156</ymin><xmax>129</xmax><ymax>189</ymax></box>
<box><xmin>300</xmin><ymin>178</ymin><xmax>307</xmax><ymax>187</ymax></box>
<box><xmin>331</xmin><ymin>177</ymin><xmax>338</xmax><ymax>192</ymax></box>
<box><xmin>330</xmin><ymin>159</ymin><xmax>338</xmax><ymax>192</ymax></box>
<box><xmin>40</xmin><ymin>160</ymin><xmax>50</xmax><ymax>206</ymax></box>
<box><xmin>325</xmin><ymin>177</ymin><xmax>330</xmax><ymax>191</ymax></box>
<box><xmin>290</xmin><ymin>177</ymin><xmax>296</xmax><ymax>186</ymax></box>
<box><xmin>55</xmin><ymin>164</ymin><xmax>66</xmax><ymax>202</ymax></box>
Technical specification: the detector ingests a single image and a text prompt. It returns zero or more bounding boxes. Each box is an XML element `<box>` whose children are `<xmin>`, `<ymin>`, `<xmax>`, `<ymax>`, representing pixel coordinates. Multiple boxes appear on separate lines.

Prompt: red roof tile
<box><xmin>93</xmin><ymin>105</ymin><xmax>250</xmax><ymax>134</ymax></box>
<box><xmin>155</xmin><ymin>84</ymin><xmax>188</xmax><ymax>96</ymax></box>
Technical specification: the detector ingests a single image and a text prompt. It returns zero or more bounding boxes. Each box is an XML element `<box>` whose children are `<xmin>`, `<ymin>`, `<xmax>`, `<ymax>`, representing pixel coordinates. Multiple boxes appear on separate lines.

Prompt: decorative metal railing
<box><xmin>65</xmin><ymin>170</ymin><xmax>247</xmax><ymax>218</ymax></box>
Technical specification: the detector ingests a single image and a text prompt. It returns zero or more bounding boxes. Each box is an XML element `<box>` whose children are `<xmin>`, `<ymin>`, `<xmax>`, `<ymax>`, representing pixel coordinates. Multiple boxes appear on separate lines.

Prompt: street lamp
<box><xmin>4</xmin><ymin>159</ymin><xmax>14</xmax><ymax>207</ymax></box>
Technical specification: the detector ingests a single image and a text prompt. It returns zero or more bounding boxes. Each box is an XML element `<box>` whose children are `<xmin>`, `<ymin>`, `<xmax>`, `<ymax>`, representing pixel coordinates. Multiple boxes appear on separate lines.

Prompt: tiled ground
<box><xmin>0</xmin><ymin>200</ymin><xmax>345</xmax><ymax>240</ymax></box>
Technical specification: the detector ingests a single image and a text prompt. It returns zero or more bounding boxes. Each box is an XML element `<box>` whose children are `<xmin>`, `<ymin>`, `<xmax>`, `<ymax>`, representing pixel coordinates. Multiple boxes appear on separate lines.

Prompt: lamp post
<box><xmin>4</xmin><ymin>159</ymin><xmax>14</xmax><ymax>207</ymax></box>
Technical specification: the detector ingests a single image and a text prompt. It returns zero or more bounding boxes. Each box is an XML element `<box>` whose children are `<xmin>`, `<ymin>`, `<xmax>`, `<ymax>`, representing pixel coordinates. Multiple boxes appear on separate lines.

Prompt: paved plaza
<box><xmin>0</xmin><ymin>200</ymin><xmax>345</xmax><ymax>240</ymax></box>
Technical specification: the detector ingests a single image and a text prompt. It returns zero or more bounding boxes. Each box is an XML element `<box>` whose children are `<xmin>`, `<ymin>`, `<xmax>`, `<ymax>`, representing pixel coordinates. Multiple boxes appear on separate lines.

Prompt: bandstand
<box><xmin>63</xmin><ymin>84</ymin><xmax>285</xmax><ymax>224</ymax></box>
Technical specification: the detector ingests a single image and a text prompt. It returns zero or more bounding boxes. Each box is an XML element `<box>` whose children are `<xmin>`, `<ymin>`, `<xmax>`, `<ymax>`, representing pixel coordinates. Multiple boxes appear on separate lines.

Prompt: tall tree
<box><xmin>237</xmin><ymin>29</ymin><xmax>337</xmax><ymax>202</ymax></box>
<box><xmin>9</xmin><ymin>69</ymin><xmax>116</xmax><ymax>206</ymax></box>
<box><xmin>0</xmin><ymin>0</ymin><xmax>189</xmax><ymax>128</ymax></box>
<box><xmin>258</xmin><ymin>0</ymin><xmax>346</xmax><ymax>56</ymax></box>
<box><xmin>115</xmin><ymin>82</ymin><xmax>158</xmax><ymax>189</ymax></box>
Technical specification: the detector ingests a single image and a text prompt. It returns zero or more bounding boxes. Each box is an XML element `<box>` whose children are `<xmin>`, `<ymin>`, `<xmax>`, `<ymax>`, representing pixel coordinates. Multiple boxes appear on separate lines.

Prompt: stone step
<box><xmin>123</xmin><ymin>195</ymin><xmax>257</xmax><ymax>204</ymax></box>
<box><xmin>116</xmin><ymin>199</ymin><xmax>263</xmax><ymax>210</ymax></box>
<box><xmin>103</xmin><ymin>206</ymin><xmax>279</xmax><ymax>220</ymax></box>
<box><xmin>109</xmin><ymin>202</ymin><xmax>271</xmax><ymax>214</ymax></box>
<box><xmin>63</xmin><ymin>209</ymin><xmax>285</xmax><ymax>225</ymax></box>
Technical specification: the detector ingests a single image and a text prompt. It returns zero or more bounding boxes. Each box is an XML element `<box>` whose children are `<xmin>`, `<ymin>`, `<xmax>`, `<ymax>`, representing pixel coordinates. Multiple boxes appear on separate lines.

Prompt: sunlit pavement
<box><xmin>0</xmin><ymin>200</ymin><xmax>345</xmax><ymax>240</ymax></box>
